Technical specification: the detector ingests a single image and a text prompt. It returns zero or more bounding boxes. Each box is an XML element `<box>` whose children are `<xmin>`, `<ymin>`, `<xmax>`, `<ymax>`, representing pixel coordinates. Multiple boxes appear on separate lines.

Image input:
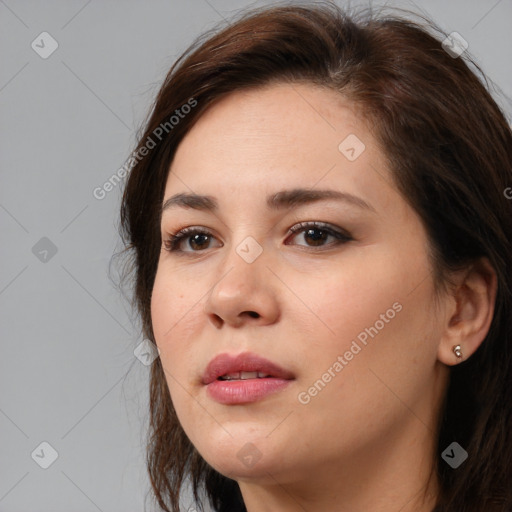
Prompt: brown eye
<box><xmin>300</xmin><ymin>227</ymin><xmax>329</xmax><ymax>246</ymax></box>
<box><xmin>163</xmin><ymin>228</ymin><xmax>221</xmax><ymax>253</ymax></box>
<box><xmin>286</xmin><ymin>222</ymin><xmax>352</xmax><ymax>248</ymax></box>
<box><xmin>186</xmin><ymin>233</ymin><xmax>211</xmax><ymax>251</ymax></box>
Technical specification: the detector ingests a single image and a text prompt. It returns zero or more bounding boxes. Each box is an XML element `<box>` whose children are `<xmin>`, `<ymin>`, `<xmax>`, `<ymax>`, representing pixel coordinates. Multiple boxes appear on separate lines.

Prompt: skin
<box><xmin>150</xmin><ymin>82</ymin><xmax>497</xmax><ymax>512</ymax></box>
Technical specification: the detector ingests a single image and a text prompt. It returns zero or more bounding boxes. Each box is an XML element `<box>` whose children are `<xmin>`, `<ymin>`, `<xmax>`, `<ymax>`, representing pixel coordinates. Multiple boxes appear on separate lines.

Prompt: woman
<box><xmin>118</xmin><ymin>2</ymin><xmax>512</xmax><ymax>511</ymax></box>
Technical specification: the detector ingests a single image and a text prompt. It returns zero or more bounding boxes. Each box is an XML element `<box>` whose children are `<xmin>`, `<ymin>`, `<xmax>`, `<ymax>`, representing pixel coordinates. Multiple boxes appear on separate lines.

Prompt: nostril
<box><xmin>211</xmin><ymin>314</ymin><xmax>223</xmax><ymax>329</ymax></box>
<box><xmin>247</xmin><ymin>311</ymin><xmax>259</xmax><ymax>318</ymax></box>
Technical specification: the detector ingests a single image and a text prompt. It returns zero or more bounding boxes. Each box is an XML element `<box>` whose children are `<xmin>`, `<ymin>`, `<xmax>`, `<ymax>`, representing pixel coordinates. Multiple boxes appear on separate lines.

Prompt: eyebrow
<box><xmin>161</xmin><ymin>188</ymin><xmax>376</xmax><ymax>215</ymax></box>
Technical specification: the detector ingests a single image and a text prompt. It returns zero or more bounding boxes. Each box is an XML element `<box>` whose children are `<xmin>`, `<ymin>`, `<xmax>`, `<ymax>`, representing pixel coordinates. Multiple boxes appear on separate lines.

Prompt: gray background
<box><xmin>1</xmin><ymin>0</ymin><xmax>510</xmax><ymax>511</ymax></box>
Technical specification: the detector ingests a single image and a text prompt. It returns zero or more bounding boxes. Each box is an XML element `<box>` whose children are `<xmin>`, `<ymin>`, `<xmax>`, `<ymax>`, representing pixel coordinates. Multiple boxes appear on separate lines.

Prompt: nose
<box><xmin>202</xmin><ymin>245</ymin><xmax>280</xmax><ymax>328</ymax></box>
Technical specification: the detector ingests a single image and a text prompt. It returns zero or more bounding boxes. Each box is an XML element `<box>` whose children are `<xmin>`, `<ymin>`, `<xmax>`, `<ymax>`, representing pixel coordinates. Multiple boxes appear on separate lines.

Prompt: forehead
<box><xmin>172</xmin><ymin>83</ymin><xmax>368</xmax><ymax>164</ymax></box>
<box><xmin>164</xmin><ymin>82</ymin><xmax>394</xmax><ymax>214</ymax></box>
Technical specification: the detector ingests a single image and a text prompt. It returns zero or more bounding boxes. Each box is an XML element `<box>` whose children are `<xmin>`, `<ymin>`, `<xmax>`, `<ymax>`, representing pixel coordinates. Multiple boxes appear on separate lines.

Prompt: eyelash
<box><xmin>162</xmin><ymin>221</ymin><xmax>352</xmax><ymax>254</ymax></box>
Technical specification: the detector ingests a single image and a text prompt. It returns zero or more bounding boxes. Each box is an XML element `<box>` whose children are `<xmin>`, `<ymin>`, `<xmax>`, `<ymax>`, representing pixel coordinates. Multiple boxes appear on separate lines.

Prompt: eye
<box><xmin>163</xmin><ymin>227</ymin><xmax>221</xmax><ymax>253</ymax></box>
<box><xmin>162</xmin><ymin>221</ymin><xmax>352</xmax><ymax>255</ymax></box>
<box><xmin>285</xmin><ymin>221</ymin><xmax>352</xmax><ymax>248</ymax></box>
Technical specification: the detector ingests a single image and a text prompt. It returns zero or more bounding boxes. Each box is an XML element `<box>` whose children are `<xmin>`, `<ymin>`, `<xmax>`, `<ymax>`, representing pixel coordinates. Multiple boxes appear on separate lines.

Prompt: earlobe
<box><xmin>437</xmin><ymin>257</ymin><xmax>497</xmax><ymax>366</ymax></box>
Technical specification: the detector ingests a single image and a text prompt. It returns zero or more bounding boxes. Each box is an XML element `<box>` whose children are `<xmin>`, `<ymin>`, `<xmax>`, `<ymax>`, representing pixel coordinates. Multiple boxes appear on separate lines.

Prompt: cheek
<box><xmin>291</xmin><ymin>247</ymin><xmax>437</xmax><ymax>398</ymax></box>
<box><xmin>151</xmin><ymin>267</ymin><xmax>200</xmax><ymax>341</ymax></box>
<box><xmin>150</xmin><ymin>273</ymin><xmax>205</xmax><ymax>425</ymax></box>
<box><xmin>290</xmin><ymin>293</ymin><xmax>437</xmax><ymax>456</ymax></box>
<box><xmin>150</xmin><ymin>269</ymin><xmax>204</xmax><ymax>389</ymax></box>
<box><xmin>286</xmin><ymin>253</ymin><xmax>405</xmax><ymax>353</ymax></box>
<box><xmin>318</xmin><ymin>244</ymin><xmax>433</xmax><ymax>341</ymax></box>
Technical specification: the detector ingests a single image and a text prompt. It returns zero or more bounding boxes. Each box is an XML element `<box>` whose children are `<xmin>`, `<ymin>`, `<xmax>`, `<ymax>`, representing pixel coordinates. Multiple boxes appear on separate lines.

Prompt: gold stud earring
<box><xmin>453</xmin><ymin>344</ymin><xmax>463</xmax><ymax>360</ymax></box>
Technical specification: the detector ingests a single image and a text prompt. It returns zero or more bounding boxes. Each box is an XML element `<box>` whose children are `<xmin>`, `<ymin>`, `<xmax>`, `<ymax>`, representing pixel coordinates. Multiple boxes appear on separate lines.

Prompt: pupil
<box><xmin>190</xmin><ymin>234</ymin><xmax>209</xmax><ymax>250</ymax></box>
<box><xmin>305</xmin><ymin>228</ymin><xmax>327</xmax><ymax>246</ymax></box>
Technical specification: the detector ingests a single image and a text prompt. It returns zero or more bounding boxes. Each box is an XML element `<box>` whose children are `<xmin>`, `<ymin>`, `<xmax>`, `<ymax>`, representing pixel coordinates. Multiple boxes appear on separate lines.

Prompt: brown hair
<box><xmin>118</xmin><ymin>2</ymin><xmax>512</xmax><ymax>511</ymax></box>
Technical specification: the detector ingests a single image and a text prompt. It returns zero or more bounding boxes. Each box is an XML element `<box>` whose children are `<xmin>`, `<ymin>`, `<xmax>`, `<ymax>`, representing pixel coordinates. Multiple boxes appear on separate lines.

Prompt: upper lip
<box><xmin>202</xmin><ymin>352</ymin><xmax>295</xmax><ymax>385</ymax></box>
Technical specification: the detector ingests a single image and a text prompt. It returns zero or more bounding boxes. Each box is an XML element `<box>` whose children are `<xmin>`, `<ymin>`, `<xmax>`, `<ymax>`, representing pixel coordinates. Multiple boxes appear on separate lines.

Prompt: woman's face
<box><xmin>151</xmin><ymin>83</ymin><xmax>449</xmax><ymax>489</ymax></box>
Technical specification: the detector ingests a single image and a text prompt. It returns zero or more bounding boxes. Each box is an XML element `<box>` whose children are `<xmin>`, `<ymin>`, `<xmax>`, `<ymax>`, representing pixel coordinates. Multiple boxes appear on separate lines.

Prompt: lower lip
<box><xmin>205</xmin><ymin>378</ymin><xmax>292</xmax><ymax>404</ymax></box>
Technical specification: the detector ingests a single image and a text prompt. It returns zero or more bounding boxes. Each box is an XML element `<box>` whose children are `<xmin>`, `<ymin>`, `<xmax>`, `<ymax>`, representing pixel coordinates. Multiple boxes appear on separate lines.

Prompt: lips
<box><xmin>202</xmin><ymin>352</ymin><xmax>295</xmax><ymax>385</ymax></box>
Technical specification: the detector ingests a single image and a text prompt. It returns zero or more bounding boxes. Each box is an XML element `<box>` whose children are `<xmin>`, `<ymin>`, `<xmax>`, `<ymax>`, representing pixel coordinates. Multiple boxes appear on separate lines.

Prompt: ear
<box><xmin>437</xmin><ymin>257</ymin><xmax>497</xmax><ymax>366</ymax></box>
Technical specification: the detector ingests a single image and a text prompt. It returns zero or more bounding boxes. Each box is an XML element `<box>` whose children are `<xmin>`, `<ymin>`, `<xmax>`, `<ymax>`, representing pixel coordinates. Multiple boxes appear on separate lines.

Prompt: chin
<box><xmin>192</xmin><ymin>431</ymin><xmax>278</xmax><ymax>473</ymax></box>
<box><xmin>207</xmin><ymin>454</ymin><xmax>283</xmax><ymax>484</ymax></box>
